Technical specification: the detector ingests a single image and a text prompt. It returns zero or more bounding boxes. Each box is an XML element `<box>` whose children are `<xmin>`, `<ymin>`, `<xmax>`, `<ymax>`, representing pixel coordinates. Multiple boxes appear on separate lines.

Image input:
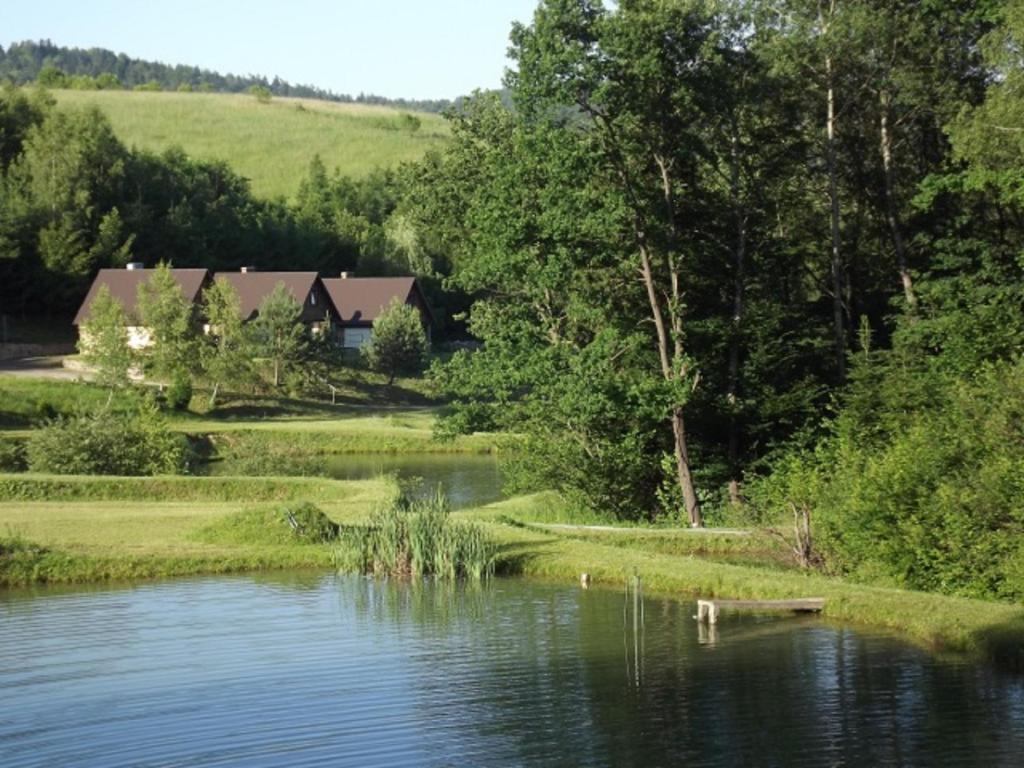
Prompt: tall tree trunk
<box><xmin>825</xmin><ymin>52</ymin><xmax>846</xmax><ymax>378</ymax></box>
<box><xmin>639</xmin><ymin>241</ymin><xmax>702</xmax><ymax>527</ymax></box>
<box><xmin>727</xmin><ymin>131</ymin><xmax>746</xmax><ymax>507</ymax></box>
<box><xmin>655</xmin><ymin>157</ymin><xmax>703</xmax><ymax>528</ymax></box>
<box><xmin>879</xmin><ymin>90</ymin><xmax>917</xmax><ymax>310</ymax></box>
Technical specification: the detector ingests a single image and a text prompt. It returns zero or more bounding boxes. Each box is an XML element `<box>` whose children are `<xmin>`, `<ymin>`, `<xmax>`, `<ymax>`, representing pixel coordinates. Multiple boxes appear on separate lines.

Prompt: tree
<box><xmin>136</xmin><ymin>262</ymin><xmax>198</xmax><ymax>382</ymax></box>
<box><xmin>362</xmin><ymin>298</ymin><xmax>428</xmax><ymax>384</ymax></box>
<box><xmin>252</xmin><ymin>283</ymin><xmax>307</xmax><ymax>388</ymax></box>
<box><xmin>504</xmin><ymin>0</ymin><xmax>739</xmax><ymax>525</ymax></box>
<box><xmin>200</xmin><ymin>279</ymin><xmax>255</xmax><ymax>406</ymax></box>
<box><xmin>77</xmin><ymin>284</ymin><xmax>134</xmax><ymax>387</ymax></box>
<box><xmin>249</xmin><ymin>84</ymin><xmax>272</xmax><ymax>103</ymax></box>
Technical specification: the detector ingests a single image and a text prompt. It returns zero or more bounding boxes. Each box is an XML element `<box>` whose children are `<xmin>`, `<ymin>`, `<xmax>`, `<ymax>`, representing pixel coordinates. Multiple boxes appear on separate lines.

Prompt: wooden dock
<box><xmin>696</xmin><ymin>598</ymin><xmax>825</xmax><ymax>624</ymax></box>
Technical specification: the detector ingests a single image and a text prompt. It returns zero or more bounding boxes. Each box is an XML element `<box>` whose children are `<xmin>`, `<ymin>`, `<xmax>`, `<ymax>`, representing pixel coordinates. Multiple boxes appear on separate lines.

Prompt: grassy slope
<box><xmin>51</xmin><ymin>90</ymin><xmax>450</xmax><ymax>199</ymax></box>
<box><xmin>0</xmin><ymin>475</ymin><xmax>394</xmax><ymax>585</ymax></box>
<box><xmin>0</xmin><ymin>376</ymin><xmax>498</xmax><ymax>453</ymax></box>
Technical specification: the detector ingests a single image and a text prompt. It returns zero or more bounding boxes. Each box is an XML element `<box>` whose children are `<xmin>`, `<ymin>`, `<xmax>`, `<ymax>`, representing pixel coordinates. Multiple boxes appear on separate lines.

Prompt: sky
<box><xmin>0</xmin><ymin>0</ymin><xmax>540</xmax><ymax>100</ymax></box>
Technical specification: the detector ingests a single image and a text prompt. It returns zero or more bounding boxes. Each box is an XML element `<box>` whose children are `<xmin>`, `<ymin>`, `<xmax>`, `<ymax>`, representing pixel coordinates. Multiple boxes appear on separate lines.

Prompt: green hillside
<box><xmin>51</xmin><ymin>90</ymin><xmax>451</xmax><ymax>199</ymax></box>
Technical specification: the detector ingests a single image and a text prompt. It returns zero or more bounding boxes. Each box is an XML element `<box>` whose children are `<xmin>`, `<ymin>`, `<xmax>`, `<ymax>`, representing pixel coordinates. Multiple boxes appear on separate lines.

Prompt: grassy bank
<box><xmin>198</xmin><ymin>411</ymin><xmax>499</xmax><ymax>456</ymax></box>
<box><xmin>3</xmin><ymin>470</ymin><xmax>1022</xmax><ymax>669</ymax></box>
<box><xmin>0</xmin><ymin>474</ymin><xmax>395</xmax><ymax>586</ymax></box>
<box><xmin>51</xmin><ymin>90</ymin><xmax>450</xmax><ymax>199</ymax></box>
<box><xmin>466</xmin><ymin>496</ymin><xmax>1024</xmax><ymax>670</ymax></box>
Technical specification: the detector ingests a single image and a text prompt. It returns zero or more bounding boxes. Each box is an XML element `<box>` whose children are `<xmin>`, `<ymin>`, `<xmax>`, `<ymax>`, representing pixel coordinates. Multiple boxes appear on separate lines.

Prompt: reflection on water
<box><xmin>2</xmin><ymin>574</ymin><xmax>1023</xmax><ymax>767</ymax></box>
<box><xmin>211</xmin><ymin>453</ymin><xmax>504</xmax><ymax>509</ymax></box>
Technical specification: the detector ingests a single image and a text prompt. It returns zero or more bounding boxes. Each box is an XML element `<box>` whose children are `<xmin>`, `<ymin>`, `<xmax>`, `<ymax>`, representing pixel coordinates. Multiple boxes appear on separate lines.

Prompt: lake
<box><xmin>2</xmin><ymin>574</ymin><xmax>1022</xmax><ymax>767</ymax></box>
<box><xmin>209</xmin><ymin>453</ymin><xmax>505</xmax><ymax>509</ymax></box>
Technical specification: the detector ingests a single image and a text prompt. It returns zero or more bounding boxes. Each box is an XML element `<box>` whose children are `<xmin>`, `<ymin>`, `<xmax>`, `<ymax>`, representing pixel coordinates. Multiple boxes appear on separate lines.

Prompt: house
<box><xmin>211</xmin><ymin>268</ymin><xmax>336</xmax><ymax>334</ymax></box>
<box><xmin>73</xmin><ymin>264</ymin><xmax>211</xmax><ymax>349</ymax></box>
<box><xmin>321</xmin><ymin>273</ymin><xmax>434</xmax><ymax>349</ymax></box>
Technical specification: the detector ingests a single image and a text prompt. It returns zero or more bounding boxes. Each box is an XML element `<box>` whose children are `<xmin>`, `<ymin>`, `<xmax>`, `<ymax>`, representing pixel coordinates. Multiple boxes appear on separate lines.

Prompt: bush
<box><xmin>194</xmin><ymin>501</ymin><xmax>338</xmax><ymax>545</ymax></box>
<box><xmin>26</xmin><ymin>405</ymin><xmax>192</xmax><ymax>476</ymax></box>
<box><xmin>0</xmin><ymin>439</ymin><xmax>27</xmax><ymax>472</ymax></box>
<box><xmin>282</xmin><ymin>502</ymin><xmax>339</xmax><ymax>543</ymax></box>
<box><xmin>165</xmin><ymin>373</ymin><xmax>193</xmax><ymax>411</ymax></box>
<box><xmin>750</xmin><ymin>358</ymin><xmax>1024</xmax><ymax>599</ymax></box>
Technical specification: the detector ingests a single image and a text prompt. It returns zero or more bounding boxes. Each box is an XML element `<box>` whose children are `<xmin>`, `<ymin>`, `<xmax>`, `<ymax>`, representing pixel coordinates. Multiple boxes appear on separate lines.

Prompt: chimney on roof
<box><xmin>126</xmin><ymin>262</ymin><xmax>145</xmax><ymax>271</ymax></box>
<box><xmin>240</xmin><ymin>266</ymin><xmax>258</xmax><ymax>274</ymax></box>
<box><xmin>339</xmin><ymin>271</ymin><xmax>354</xmax><ymax>279</ymax></box>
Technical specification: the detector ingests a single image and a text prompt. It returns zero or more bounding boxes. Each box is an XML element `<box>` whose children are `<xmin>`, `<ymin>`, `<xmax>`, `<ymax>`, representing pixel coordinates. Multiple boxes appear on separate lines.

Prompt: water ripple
<box><xmin>2</xmin><ymin>574</ymin><xmax>1023</xmax><ymax>767</ymax></box>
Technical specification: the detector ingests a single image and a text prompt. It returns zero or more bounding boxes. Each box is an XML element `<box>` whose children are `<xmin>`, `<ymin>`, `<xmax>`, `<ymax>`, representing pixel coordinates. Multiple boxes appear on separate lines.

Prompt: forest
<box><xmin>2</xmin><ymin>0</ymin><xmax>1023</xmax><ymax>602</ymax></box>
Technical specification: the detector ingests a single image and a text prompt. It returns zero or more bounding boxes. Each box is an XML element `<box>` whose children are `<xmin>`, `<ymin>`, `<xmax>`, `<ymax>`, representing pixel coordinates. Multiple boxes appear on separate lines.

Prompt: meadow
<box><xmin>51</xmin><ymin>90</ymin><xmax>451</xmax><ymax>199</ymax></box>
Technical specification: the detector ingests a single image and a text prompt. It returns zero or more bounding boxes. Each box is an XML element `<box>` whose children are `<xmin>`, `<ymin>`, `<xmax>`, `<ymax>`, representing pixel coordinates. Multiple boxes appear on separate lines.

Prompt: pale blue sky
<box><xmin>0</xmin><ymin>1</ymin><xmax>540</xmax><ymax>99</ymax></box>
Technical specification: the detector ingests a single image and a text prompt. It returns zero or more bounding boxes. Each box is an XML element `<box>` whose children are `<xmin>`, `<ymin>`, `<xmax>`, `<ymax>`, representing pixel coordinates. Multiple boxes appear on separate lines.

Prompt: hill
<box><xmin>51</xmin><ymin>90</ymin><xmax>451</xmax><ymax>199</ymax></box>
<box><xmin>0</xmin><ymin>40</ymin><xmax>452</xmax><ymax>113</ymax></box>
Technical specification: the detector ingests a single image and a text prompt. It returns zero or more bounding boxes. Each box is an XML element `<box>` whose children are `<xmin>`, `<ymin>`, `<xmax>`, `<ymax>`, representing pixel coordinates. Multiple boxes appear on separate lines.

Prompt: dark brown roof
<box><xmin>74</xmin><ymin>268</ymin><xmax>210</xmax><ymax>325</ymax></box>
<box><xmin>322</xmin><ymin>277</ymin><xmax>432</xmax><ymax>326</ymax></box>
<box><xmin>213</xmin><ymin>272</ymin><xmax>322</xmax><ymax>320</ymax></box>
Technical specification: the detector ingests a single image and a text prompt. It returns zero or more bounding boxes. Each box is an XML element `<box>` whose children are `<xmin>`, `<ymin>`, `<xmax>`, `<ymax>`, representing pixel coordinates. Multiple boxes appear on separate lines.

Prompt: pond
<box><xmin>209</xmin><ymin>453</ymin><xmax>504</xmax><ymax>509</ymax></box>
<box><xmin>2</xmin><ymin>574</ymin><xmax>1022</xmax><ymax>767</ymax></box>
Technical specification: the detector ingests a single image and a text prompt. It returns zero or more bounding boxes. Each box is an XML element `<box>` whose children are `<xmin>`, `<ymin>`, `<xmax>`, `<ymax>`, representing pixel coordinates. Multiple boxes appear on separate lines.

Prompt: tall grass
<box><xmin>341</xmin><ymin>490</ymin><xmax>496</xmax><ymax>580</ymax></box>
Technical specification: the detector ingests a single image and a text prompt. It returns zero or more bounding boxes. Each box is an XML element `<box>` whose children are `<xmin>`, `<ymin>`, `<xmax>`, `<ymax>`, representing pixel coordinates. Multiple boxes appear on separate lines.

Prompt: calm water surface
<box><xmin>211</xmin><ymin>453</ymin><xmax>504</xmax><ymax>509</ymax></box>
<box><xmin>2</xmin><ymin>574</ymin><xmax>1023</xmax><ymax>767</ymax></box>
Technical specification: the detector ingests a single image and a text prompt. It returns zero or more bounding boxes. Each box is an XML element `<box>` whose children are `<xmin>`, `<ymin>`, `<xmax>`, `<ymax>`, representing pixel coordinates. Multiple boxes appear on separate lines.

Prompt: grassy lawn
<box><xmin>51</xmin><ymin>89</ymin><xmax>451</xmax><ymax>199</ymax></box>
<box><xmin>0</xmin><ymin>474</ymin><xmax>395</xmax><ymax>585</ymax></box>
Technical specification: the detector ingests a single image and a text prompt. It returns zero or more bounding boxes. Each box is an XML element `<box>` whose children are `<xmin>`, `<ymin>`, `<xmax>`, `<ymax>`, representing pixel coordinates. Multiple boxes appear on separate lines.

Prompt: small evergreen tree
<box><xmin>362</xmin><ymin>298</ymin><xmax>428</xmax><ymax>384</ymax></box>
<box><xmin>77</xmin><ymin>285</ymin><xmax>134</xmax><ymax>388</ymax></box>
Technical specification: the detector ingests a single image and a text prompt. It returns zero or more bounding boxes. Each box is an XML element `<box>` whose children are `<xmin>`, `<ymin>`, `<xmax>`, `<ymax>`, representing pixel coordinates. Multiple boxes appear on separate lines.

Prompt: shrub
<box><xmin>0</xmin><ymin>440</ymin><xmax>27</xmax><ymax>472</ymax></box>
<box><xmin>750</xmin><ymin>358</ymin><xmax>1024</xmax><ymax>599</ymax></box>
<box><xmin>282</xmin><ymin>502</ymin><xmax>339</xmax><ymax>543</ymax></box>
<box><xmin>195</xmin><ymin>502</ymin><xmax>338</xmax><ymax>545</ymax></box>
<box><xmin>165</xmin><ymin>372</ymin><xmax>193</xmax><ymax>411</ymax></box>
<box><xmin>26</xmin><ymin>404</ymin><xmax>191</xmax><ymax>476</ymax></box>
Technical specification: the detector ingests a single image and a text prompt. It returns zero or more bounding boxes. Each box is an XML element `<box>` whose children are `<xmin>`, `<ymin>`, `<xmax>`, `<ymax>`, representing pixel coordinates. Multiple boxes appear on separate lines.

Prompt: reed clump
<box><xmin>341</xmin><ymin>490</ymin><xmax>496</xmax><ymax>580</ymax></box>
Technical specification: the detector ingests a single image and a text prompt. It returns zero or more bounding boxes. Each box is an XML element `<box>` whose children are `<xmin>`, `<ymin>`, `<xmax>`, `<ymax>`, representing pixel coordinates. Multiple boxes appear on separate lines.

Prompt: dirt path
<box><xmin>0</xmin><ymin>356</ymin><xmax>89</xmax><ymax>381</ymax></box>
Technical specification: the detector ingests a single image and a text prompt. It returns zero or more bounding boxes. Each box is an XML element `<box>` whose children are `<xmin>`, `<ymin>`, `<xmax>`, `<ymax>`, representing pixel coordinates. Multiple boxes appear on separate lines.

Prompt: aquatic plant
<box><xmin>341</xmin><ymin>490</ymin><xmax>496</xmax><ymax>580</ymax></box>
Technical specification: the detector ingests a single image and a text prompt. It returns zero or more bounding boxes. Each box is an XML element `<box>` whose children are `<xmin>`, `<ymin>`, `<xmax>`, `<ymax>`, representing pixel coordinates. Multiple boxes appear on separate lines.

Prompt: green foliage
<box><xmin>77</xmin><ymin>284</ymin><xmax>135</xmax><ymax>388</ymax></box>
<box><xmin>37</xmin><ymin>65</ymin><xmax>67</xmax><ymax>88</ymax></box>
<box><xmin>752</xmin><ymin>357</ymin><xmax>1024</xmax><ymax>599</ymax></box>
<box><xmin>249</xmin><ymin>84</ymin><xmax>272</xmax><ymax>103</ymax></box>
<box><xmin>200</xmin><ymin>278</ymin><xmax>257</xmax><ymax>403</ymax></box>
<box><xmin>165</xmin><ymin>371</ymin><xmax>193</xmax><ymax>411</ymax></box>
<box><xmin>0</xmin><ymin>439</ymin><xmax>27</xmax><ymax>471</ymax></box>
<box><xmin>25</xmin><ymin>402</ymin><xmax>191</xmax><ymax>476</ymax></box>
<box><xmin>362</xmin><ymin>297</ymin><xmax>428</xmax><ymax>384</ymax></box>
<box><xmin>252</xmin><ymin>283</ymin><xmax>308</xmax><ymax>388</ymax></box>
<box><xmin>342</xmin><ymin>491</ymin><xmax>496</xmax><ymax>579</ymax></box>
<box><xmin>137</xmin><ymin>261</ymin><xmax>199</xmax><ymax>382</ymax></box>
